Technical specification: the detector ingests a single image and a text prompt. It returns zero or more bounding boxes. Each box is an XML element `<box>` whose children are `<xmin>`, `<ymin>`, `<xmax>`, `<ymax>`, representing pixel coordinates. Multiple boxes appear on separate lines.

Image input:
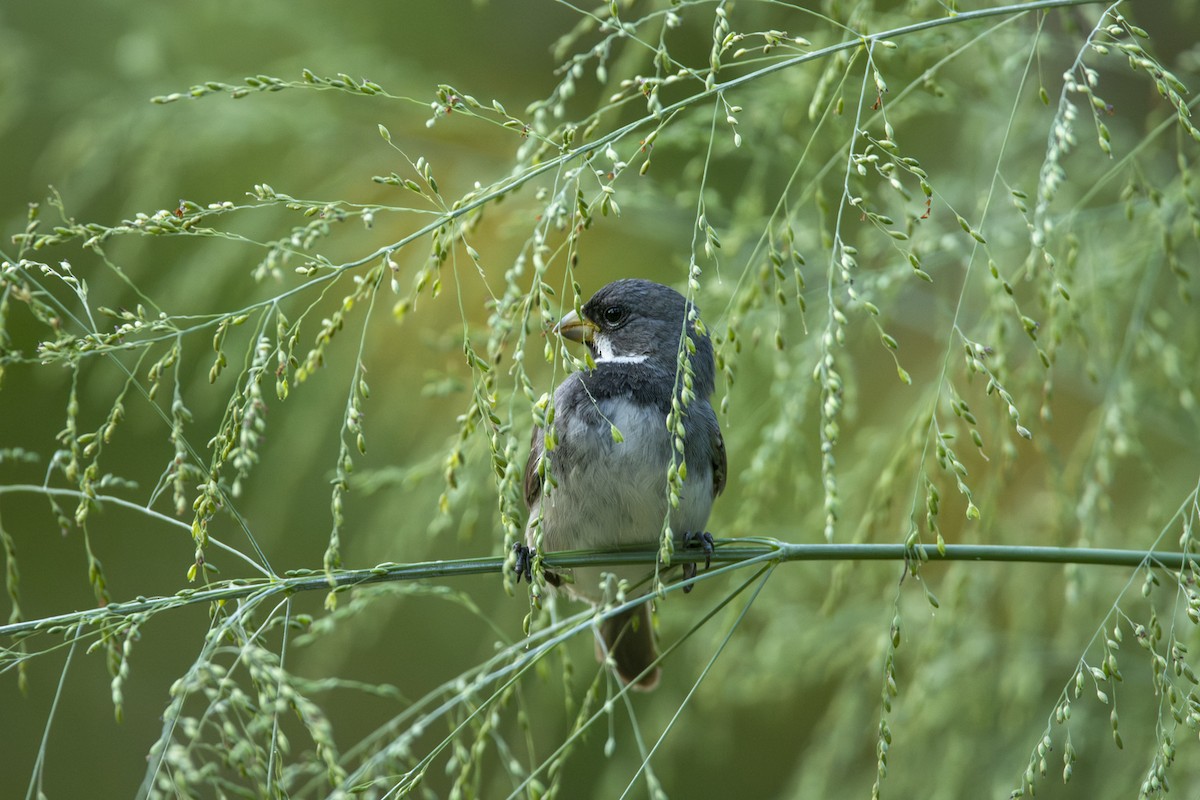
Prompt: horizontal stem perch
<box><xmin>706</xmin><ymin>542</ymin><xmax>1200</xmax><ymax>569</ymax></box>
<box><xmin>0</xmin><ymin>541</ymin><xmax>1191</xmax><ymax>639</ymax></box>
<box><xmin>543</xmin><ymin>542</ymin><xmax>1200</xmax><ymax>571</ymax></box>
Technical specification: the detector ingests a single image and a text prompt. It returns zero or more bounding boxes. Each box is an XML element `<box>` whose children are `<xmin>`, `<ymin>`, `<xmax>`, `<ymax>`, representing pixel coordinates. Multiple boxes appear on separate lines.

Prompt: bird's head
<box><xmin>554</xmin><ymin>279</ymin><xmax>715</xmax><ymax>394</ymax></box>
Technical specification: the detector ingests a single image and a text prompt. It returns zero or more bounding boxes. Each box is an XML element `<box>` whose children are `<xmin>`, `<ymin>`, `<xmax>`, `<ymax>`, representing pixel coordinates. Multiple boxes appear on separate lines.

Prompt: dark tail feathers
<box><xmin>598</xmin><ymin>604</ymin><xmax>660</xmax><ymax>691</ymax></box>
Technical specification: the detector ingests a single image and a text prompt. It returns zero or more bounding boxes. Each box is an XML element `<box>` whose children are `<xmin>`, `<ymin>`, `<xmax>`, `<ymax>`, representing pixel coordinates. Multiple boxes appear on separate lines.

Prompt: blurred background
<box><xmin>2</xmin><ymin>1</ymin><xmax>1200</xmax><ymax>798</ymax></box>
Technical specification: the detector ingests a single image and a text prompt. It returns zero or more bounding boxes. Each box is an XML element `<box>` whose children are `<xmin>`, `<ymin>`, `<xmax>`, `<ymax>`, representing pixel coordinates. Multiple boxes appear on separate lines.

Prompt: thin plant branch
<box><xmin>2</xmin><ymin>540</ymin><xmax>1196</xmax><ymax>641</ymax></box>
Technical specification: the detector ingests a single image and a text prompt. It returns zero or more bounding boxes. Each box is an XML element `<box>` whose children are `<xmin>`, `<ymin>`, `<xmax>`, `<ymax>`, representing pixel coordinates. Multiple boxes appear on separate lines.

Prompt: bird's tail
<box><xmin>598</xmin><ymin>604</ymin><xmax>660</xmax><ymax>691</ymax></box>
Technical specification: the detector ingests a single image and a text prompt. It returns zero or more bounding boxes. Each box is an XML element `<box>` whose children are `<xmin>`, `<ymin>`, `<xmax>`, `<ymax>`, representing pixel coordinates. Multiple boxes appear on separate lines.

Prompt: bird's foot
<box><xmin>681</xmin><ymin>531</ymin><xmax>715</xmax><ymax>569</ymax></box>
<box><xmin>679</xmin><ymin>531</ymin><xmax>715</xmax><ymax>594</ymax></box>
<box><xmin>512</xmin><ymin>543</ymin><xmax>563</xmax><ymax>587</ymax></box>
<box><xmin>512</xmin><ymin>542</ymin><xmax>535</xmax><ymax>584</ymax></box>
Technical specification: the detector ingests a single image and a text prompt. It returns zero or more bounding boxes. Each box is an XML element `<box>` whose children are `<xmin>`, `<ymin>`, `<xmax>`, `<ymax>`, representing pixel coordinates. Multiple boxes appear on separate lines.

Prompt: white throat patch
<box><xmin>593</xmin><ymin>333</ymin><xmax>649</xmax><ymax>364</ymax></box>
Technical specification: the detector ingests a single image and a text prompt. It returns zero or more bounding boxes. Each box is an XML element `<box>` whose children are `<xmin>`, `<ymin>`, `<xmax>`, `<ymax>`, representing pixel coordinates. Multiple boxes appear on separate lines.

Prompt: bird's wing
<box><xmin>524</xmin><ymin>424</ymin><xmax>544</xmax><ymax>510</ymax></box>
<box><xmin>711</xmin><ymin>420</ymin><xmax>727</xmax><ymax>498</ymax></box>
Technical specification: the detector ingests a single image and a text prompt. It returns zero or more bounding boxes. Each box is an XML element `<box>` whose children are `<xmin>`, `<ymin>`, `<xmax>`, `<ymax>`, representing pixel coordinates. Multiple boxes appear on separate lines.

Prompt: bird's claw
<box><xmin>512</xmin><ymin>542</ymin><xmax>535</xmax><ymax>584</ymax></box>
<box><xmin>682</xmin><ymin>531</ymin><xmax>715</xmax><ymax>569</ymax></box>
<box><xmin>679</xmin><ymin>531</ymin><xmax>716</xmax><ymax>594</ymax></box>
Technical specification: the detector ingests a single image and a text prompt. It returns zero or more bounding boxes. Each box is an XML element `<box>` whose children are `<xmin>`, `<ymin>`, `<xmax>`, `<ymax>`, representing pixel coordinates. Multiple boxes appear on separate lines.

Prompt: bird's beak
<box><xmin>553</xmin><ymin>309</ymin><xmax>597</xmax><ymax>343</ymax></box>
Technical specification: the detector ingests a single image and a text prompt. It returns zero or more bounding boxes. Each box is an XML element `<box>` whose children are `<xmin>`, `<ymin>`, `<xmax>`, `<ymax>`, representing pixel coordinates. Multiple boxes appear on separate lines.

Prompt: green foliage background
<box><xmin>2</xmin><ymin>0</ymin><xmax>1199</xmax><ymax>798</ymax></box>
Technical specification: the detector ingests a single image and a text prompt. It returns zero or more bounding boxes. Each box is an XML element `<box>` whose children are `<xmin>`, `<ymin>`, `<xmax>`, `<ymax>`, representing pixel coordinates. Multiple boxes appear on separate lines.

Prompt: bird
<box><xmin>514</xmin><ymin>278</ymin><xmax>726</xmax><ymax>690</ymax></box>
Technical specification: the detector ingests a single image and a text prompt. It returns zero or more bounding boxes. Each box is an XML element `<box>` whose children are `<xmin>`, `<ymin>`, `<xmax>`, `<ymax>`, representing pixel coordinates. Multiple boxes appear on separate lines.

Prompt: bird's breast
<box><xmin>539</xmin><ymin>395</ymin><xmax>713</xmax><ymax>551</ymax></box>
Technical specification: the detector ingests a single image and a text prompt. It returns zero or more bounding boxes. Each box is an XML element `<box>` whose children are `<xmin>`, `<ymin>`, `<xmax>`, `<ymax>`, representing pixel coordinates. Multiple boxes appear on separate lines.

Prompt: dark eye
<box><xmin>601</xmin><ymin>305</ymin><xmax>626</xmax><ymax>326</ymax></box>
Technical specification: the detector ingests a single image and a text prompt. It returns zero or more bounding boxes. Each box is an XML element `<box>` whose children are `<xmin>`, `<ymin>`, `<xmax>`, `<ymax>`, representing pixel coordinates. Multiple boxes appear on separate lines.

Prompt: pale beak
<box><xmin>553</xmin><ymin>309</ymin><xmax>597</xmax><ymax>343</ymax></box>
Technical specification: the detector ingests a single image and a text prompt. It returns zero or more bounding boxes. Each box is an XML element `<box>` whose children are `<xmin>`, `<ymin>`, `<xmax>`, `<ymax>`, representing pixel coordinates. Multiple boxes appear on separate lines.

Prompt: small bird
<box><xmin>515</xmin><ymin>279</ymin><xmax>726</xmax><ymax>690</ymax></box>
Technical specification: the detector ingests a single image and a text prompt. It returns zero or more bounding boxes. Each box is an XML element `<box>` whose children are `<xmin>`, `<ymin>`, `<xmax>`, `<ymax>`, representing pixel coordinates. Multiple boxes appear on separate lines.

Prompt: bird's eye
<box><xmin>601</xmin><ymin>305</ymin><xmax>626</xmax><ymax>326</ymax></box>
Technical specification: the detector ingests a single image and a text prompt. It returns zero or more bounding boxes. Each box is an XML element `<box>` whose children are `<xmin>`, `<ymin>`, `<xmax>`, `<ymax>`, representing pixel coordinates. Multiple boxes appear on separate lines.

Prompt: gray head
<box><xmin>556</xmin><ymin>279</ymin><xmax>716</xmax><ymax>396</ymax></box>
